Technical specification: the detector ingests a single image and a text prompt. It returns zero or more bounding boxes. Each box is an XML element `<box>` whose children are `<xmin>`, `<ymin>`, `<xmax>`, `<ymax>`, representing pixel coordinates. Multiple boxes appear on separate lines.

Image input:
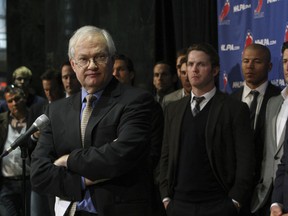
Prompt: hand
<box><xmin>84</xmin><ymin>178</ymin><xmax>96</xmax><ymax>186</ymax></box>
<box><xmin>270</xmin><ymin>205</ymin><xmax>283</xmax><ymax>216</ymax></box>
<box><xmin>84</xmin><ymin>178</ymin><xmax>109</xmax><ymax>186</ymax></box>
<box><xmin>163</xmin><ymin>200</ymin><xmax>170</xmax><ymax>209</ymax></box>
<box><xmin>33</xmin><ymin>131</ymin><xmax>40</xmax><ymax>139</ymax></box>
<box><xmin>53</xmin><ymin>154</ymin><xmax>69</xmax><ymax>167</ymax></box>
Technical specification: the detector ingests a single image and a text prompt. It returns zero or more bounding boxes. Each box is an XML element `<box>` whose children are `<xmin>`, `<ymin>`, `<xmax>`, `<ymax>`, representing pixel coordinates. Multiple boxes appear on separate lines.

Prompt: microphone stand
<box><xmin>20</xmin><ymin>144</ymin><xmax>28</xmax><ymax>216</ymax></box>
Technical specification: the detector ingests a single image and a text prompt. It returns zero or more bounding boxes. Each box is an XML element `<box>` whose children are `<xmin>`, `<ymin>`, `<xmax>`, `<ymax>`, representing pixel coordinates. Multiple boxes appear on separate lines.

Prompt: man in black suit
<box><xmin>30</xmin><ymin>25</ymin><xmax>155</xmax><ymax>216</ymax></box>
<box><xmin>159</xmin><ymin>43</ymin><xmax>255</xmax><ymax>216</ymax></box>
<box><xmin>232</xmin><ymin>44</ymin><xmax>280</xmax><ymax>193</ymax></box>
<box><xmin>232</xmin><ymin>44</ymin><xmax>281</xmax><ymax>216</ymax></box>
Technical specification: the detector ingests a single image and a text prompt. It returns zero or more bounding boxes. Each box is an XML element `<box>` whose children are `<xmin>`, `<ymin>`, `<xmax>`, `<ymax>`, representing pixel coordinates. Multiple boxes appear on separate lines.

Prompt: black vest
<box><xmin>174</xmin><ymin>100</ymin><xmax>226</xmax><ymax>202</ymax></box>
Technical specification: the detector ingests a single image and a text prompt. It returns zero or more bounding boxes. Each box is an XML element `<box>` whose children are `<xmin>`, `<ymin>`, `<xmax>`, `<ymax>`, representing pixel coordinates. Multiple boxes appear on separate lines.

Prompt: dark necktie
<box><xmin>193</xmin><ymin>96</ymin><xmax>205</xmax><ymax>116</ymax></box>
<box><xmin>250</xmin><ymin>90</ymin><xmax>259</xmax><ymax>129</ymax></box>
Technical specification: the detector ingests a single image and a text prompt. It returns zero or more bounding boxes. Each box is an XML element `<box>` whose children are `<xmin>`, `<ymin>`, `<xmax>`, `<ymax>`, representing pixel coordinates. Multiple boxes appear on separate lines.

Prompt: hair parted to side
<box><xmin>68</xmin><ymin>25</ymin><xmax>116</xmax><ymax>59</ymax></box>
<box><xmin>187</xmin><ymin>43</ymin><xmax>220</xmax><ymax>68</ymax></box>
<box><xmin>12</xmin><ymin>66</ymin><xmax>32</xmax><ymax>79</ymax></box>
<box><xmin>4</xmin><ymin>84</ymin><xmax>26</xmax><ymax>98</ymax></box>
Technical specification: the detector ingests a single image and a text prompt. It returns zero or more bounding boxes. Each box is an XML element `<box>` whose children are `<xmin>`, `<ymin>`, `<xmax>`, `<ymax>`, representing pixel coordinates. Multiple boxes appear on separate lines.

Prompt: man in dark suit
<box><xmin>232</xmin><ymin>44</ymin><xmax>280</xmax><ymax>186</ymax></box>
<box><xmin>159</xmin><ymin>43</ymin><xmax>255</xmax><ymax>216</ymax></box>
<box><xmin>231</xmin><ymin>44</ymin><xmax>280</xmax><ymax>216</ymax></box>
<box><xmin>270</xmin><ymin>42</ymin><xmax>288</xmax><ymax>216</ymax></box>
<box><xmin>30</xmin><ymin>25</ymin><xmax>155</xmax><ymax>216</ymax></box>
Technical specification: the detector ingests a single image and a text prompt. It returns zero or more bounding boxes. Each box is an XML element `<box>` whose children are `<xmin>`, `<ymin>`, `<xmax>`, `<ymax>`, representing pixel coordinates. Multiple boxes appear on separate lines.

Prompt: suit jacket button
<box><xmin>274</xmin><ymin>156</ymin><xmax>279</xmax><ymax>160</ymax></box>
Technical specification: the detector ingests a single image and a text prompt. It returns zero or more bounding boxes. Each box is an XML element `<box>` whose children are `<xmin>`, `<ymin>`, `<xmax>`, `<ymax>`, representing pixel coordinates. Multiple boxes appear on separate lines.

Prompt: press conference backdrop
<box><xmin>217</xmin><ymin>0</ymin><xmax>288</xmax><ymax>93</ymax></box>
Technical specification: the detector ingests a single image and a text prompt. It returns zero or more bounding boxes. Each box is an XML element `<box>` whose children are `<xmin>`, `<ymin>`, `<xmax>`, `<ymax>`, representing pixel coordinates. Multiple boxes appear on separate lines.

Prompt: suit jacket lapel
<box><xmin>84</xmin><ymin>78</ymin><xmax>120</xmax><ymax>148</ymax></box>
<box><xmin>205</xmin><ymin>91</ymin><xmax>225</xmax><ymax>162</ymax></box>
<box><xmin>274</xmin><ymin>96</ymin><xmax>285</xmax><ymax>155</ymax></box>
<box><xmin>65</xmin><ymin>93</ymin><xmax>82</xmax><ymax>149</ymax></box>
<box><xmin>173</xmin><ymin>96</ymin><xmax>191</xmax><ymax>165</ymax></box>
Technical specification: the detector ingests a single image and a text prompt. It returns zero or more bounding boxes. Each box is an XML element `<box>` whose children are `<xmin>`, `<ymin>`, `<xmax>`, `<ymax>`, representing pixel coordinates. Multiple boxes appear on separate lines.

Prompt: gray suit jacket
<box><xmin>161</xmin><ymin>88</ymin><xmax>184</xmax><ymax>110</ymax></box>
<box><xmin>251</xmin><ymin>94</ymin><xmax>284</xmax><ymax>212</ymax></box>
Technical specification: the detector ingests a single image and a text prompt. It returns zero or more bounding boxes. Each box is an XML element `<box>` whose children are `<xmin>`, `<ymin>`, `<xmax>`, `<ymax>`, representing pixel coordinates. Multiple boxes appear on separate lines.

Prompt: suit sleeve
<box><xmin>271</xmin><ymin>147</ymin><xmax>286</xmax><ymax>205</ymax></box>
<box><xmin>30</xmin><ymin>105</ymin><xmax>83</xmax><ymax>200</ymax></box>
<box><xmin>228</xmin><ymin>101</ymin><xmax>255</xmax><ymax>204</ymax></box>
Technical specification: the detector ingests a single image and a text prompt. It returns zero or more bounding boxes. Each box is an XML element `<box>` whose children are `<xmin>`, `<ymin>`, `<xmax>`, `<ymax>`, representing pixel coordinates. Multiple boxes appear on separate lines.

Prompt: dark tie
<box><xmin>250</xmin><ymin>90</ymin><xmax>259</xmax><ymax>129</ymax></box>
<box><xmin>193</xmin><ymin>96</ymin><xmax>205</xmax><ymax>116</ymax></box>
<box><xmin>81</xmin><ymin>94</ymin><xmax>96</xmax><ymax>146</ymax></box>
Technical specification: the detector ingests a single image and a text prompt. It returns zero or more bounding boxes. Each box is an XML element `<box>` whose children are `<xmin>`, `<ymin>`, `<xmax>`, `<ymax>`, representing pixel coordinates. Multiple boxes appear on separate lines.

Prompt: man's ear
<box><xmin>212</xmin><ymin>66</ymin><xmax>220</xmax><ymax>77</ymax></box>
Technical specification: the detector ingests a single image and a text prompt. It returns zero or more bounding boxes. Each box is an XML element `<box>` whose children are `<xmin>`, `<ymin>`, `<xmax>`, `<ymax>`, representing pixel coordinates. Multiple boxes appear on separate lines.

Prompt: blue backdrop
<box><xmin>217</xmin><ymin>0</ymin><xmax>288</xmax><ymax>93</ymax></box>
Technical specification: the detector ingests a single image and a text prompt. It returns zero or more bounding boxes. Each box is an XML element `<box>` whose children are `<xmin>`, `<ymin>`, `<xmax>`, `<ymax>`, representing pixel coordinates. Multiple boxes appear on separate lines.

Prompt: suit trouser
<box><xmin>166</xmin><ymin>197</ymin><xmax>239</xmax><ymax>216</ymax></box>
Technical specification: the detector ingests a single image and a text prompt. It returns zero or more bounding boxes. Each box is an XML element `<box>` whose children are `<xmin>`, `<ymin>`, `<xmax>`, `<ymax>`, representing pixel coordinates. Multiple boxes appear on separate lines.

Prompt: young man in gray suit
<box><xmin>269</xmin><ymin>42</ymin><xmax>288</xmax><ymax>216</ymax></box>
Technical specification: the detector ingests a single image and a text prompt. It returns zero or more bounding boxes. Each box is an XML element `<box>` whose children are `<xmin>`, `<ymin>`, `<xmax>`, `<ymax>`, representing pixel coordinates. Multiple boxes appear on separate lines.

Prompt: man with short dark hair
<box><xmin>153</xmin><ymin>61</ymin><xmax>177</xmax><ymax>104</ymax></box>
<box><xmin>0</xmin><ymin>85</ymin><xmax>31</xmax><ymax>216</ymax></box>
<box><xmin>159</xmin><ymin>43</ymin><xmax>255</xmax><ymax>216</ymax></box>
<box><xmin>269</xmin><ymin>41</ymin><xmax>288</xmax><ymax>216</ymax></box>
<box><xmin>113</xmin><ymin>54</ymin><xmax>135</xmax><ymax>85</ymax></box>
<box><xmin>61</xmin><ymin>61</ymin><xmax>81</xmax><ymax>97</ymax></box>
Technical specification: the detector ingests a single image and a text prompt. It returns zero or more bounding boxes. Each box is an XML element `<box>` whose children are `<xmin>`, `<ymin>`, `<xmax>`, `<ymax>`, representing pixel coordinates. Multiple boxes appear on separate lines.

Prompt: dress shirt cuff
<box><xmin>81</xmin><ymin>177</ymin><xmax>86</xmax><ymax>190</ymax></box>
<box><xmin>162</xmin><ymin>197</ymin><xmax>171</xmax><ymax>203</ymax></box>
<box><xmin>271</xmin><ymin>202</ymin><xmax>283</xmax><ymax>210</ymax></box>
<box><xmin>232</xmin><ymin>199</ymin><xmax>241</xmax><ymax>208</ymax></box>
<box><xmin>30</xmin><ymin>134</ymin><xmax>38</xmax><ymax>142</ymax></box>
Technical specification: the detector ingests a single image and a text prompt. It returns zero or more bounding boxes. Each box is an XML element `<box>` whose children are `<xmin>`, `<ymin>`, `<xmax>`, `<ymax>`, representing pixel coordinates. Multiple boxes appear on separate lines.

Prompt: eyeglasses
<box><xmin>74</xmin><ymin>54</ymin><xmax>109</xmax><ymax>68</ymax></box>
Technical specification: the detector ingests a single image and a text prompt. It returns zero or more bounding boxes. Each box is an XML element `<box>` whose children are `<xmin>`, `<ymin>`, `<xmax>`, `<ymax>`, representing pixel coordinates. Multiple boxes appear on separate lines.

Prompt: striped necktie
<box><xmin>81</xmin><ymin>94</ymin><xmax>96</xmax><ymax>146</ymax></box>
<box><xmin>193</xmin><ymin>96</ymin><xmax>205</xmax><ymax>116</ymax></box>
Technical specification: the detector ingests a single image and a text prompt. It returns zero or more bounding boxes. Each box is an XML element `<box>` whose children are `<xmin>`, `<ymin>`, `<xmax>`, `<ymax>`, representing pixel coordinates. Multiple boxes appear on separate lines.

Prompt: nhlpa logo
<box><xmin>219</xmin><ymin>0</ymin><xmax>230</xmax><ymax>22</ymax></box>
<box><xmin>285</xmin><ymin>23</ymin><xmax>288</xmax><ymax>42</ymax></box>
<box><xmin>254</xmin><ymin>0</ymin><xmax>263</xmax><ymax>14</ymax></box>
<box><xmin>244</xmin><ymin>31</ymin><xmax>253</xmax><ymax>48</ymax></box>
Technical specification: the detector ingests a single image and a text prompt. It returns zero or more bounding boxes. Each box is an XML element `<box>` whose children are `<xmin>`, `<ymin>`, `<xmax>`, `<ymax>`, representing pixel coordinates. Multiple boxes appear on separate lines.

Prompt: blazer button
<box><xmin>274</xmin><ymin>156</ymin><xmax>279</xmax><ymax>160</ymax></box>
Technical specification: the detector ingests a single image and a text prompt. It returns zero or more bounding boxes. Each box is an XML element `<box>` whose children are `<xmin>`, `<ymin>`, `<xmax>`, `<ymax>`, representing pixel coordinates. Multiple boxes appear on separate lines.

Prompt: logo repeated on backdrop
<box><xmin>217</xmin><ymin>0</ymin><xmax>288</xmax><ymax>93</ymax></box>
<box><xmin>285</xmin><ymin>23</ymin><xmax>288</xmax><ymax>42</ymax></box>
<box><xmin>219</xmin><ymin>0</ymin><xmax>230</xmax><ymax>25</ymax></box>
<box><xmin>233</xmin><ymin>3</ymin><xmax>251</xmax><ymax>13</ymax></box>
<box><xmin>255</xmin><ymin>0</ymin><xmax>263</xmax><ymax>13</ymax></box>
<box><xmin>254</xmin><ymin>0</ymin><xmax>264</xmax><ymax>18</ymax></box>
<box><xmin>244</xmin><ymin>31</ymin><xmax>253</xmax><ymax>48</ymax></box>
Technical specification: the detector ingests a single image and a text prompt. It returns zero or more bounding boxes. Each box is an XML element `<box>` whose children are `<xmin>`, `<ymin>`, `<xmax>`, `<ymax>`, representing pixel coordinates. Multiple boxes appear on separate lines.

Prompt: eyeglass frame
<box><xmin>73</xmin><ymin>53</ymin><xmax>110</xmax><ymax>68</ymax></box>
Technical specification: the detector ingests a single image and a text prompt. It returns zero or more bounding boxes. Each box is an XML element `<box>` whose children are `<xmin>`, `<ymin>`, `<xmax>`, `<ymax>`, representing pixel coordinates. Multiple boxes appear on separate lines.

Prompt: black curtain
<box><xmin>7</xmin><ymin>0</ymin><xmax>218</xmax><ymax>93</ymax></box>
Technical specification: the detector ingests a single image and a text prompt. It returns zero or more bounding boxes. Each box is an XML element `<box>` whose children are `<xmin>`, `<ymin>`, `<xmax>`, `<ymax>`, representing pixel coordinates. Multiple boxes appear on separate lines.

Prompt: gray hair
<box><xmin>68</xmin><ymin>25</ymin><xmax>116</xmax><ymax>59</ymax></box>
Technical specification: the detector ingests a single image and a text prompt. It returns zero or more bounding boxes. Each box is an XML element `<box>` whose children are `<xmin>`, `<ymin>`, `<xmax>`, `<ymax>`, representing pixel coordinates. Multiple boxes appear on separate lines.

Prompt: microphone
<box><xmin>0</xmin><ymin>114</ymin><xmax>50</xmax><ymax>158</ymax></box>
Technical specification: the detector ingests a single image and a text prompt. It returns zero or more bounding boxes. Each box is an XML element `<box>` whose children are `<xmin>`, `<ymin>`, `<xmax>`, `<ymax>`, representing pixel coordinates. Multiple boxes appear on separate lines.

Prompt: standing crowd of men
<box><xmin>0</xmin><ymin>25</ymin><xmax>288</xmax><ymax>216</ymax></box>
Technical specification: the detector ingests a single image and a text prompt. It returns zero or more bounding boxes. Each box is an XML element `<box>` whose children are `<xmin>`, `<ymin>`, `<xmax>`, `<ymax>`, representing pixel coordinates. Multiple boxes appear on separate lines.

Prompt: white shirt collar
<box><xmin>243</xmin><ymin>81</ymin><xmax>268</xmax><ymax>99</ymax></box>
